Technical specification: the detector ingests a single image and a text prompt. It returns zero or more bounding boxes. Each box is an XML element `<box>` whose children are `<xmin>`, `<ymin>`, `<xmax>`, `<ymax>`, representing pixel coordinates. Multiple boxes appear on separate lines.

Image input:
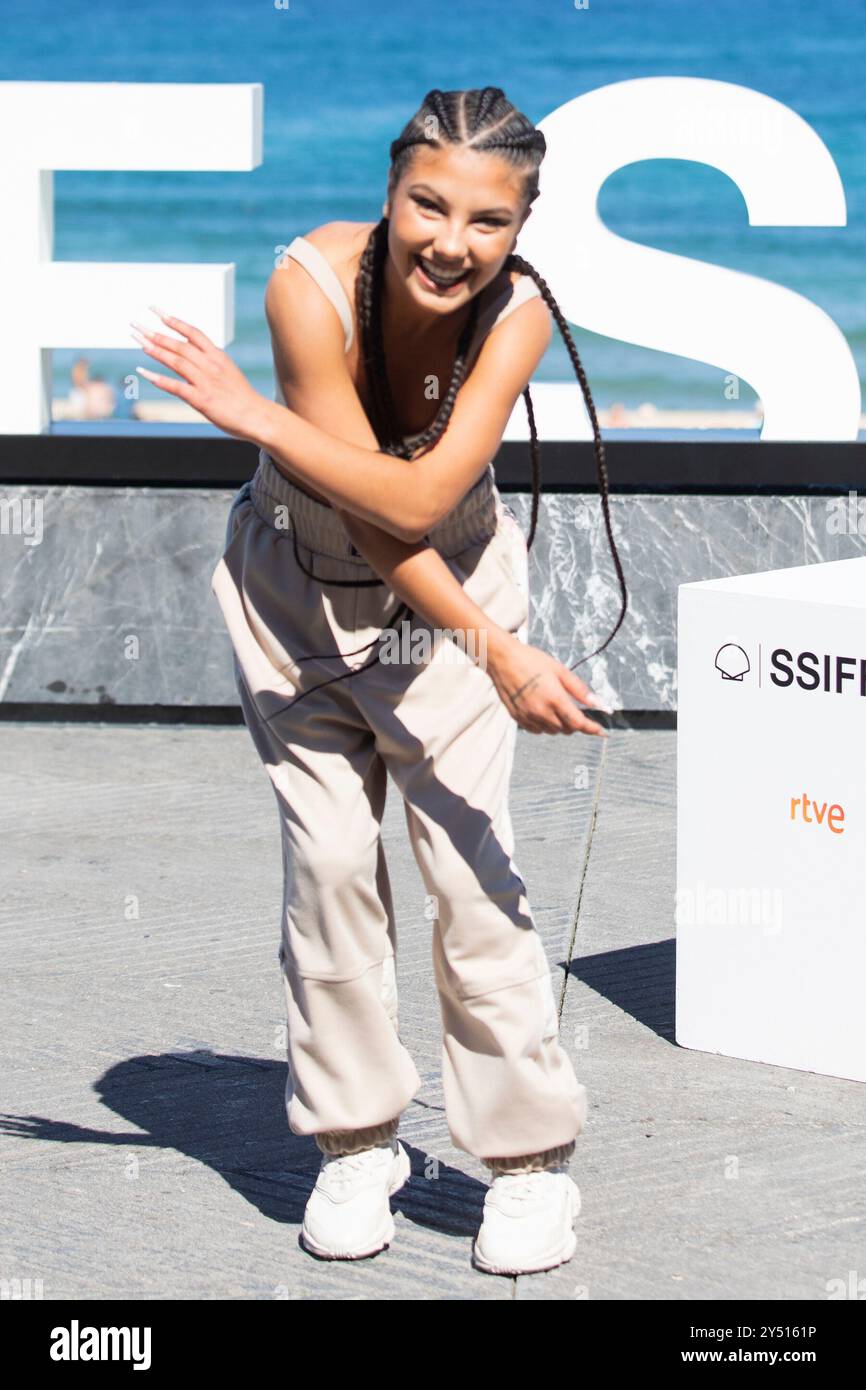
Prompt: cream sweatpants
<box><xmin>211</xmin><ymin>450</ymin><xmax>588</xmax><ymax>1175</ymax></box>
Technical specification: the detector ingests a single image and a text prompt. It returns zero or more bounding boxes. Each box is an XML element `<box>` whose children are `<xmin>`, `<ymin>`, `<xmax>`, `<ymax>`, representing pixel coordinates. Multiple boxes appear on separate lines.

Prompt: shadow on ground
<box><xmin>567</xmin><ymin>937</ymin><xmax>676</xmax><ymax>1041</ymax></box>
<box><xmin>0</xmin><ymin>1052</ymin><xmax>488</xmax><ymax>1237</ymax></box>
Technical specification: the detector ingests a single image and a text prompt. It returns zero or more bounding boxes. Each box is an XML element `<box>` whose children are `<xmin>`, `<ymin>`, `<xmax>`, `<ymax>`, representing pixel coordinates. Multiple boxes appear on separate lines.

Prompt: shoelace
<box><xmin>492</xmin><ymin>1172</ymin><xmax>549</xmax><ymax>1202</ymax></box>
<box><xmin>319</xmin><ymin>1149</ymin><xmax>387</xmax><ymax>1191</ymax></box>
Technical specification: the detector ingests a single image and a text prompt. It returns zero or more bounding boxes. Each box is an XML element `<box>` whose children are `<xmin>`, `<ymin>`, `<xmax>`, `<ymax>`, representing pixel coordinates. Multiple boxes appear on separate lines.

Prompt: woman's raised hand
<box><xmin>130</xmin><ymin>308</ymin><xmax>269</xmax><ymax>442</ymax></box>
<box><xmin>486</xmin><ymin>632</ymin><xmax>612</xmax><ymax>736</ymax></box>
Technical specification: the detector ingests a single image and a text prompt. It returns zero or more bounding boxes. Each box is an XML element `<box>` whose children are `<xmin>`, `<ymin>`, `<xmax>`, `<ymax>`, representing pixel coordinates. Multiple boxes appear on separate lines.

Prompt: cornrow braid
<box><xmin>505</xmin><ymin>250</ymin><xmax>628</xmax><ymax>667</ymax></box>
<box><xmin>355</xmin><ymin>216</ymin><xmax>482</xmax><ymax>460</ymax></box>
<box><xmin>272</xmin><ymin>84</ymin><xmax>628</xmax><ymax>714</ymax></box>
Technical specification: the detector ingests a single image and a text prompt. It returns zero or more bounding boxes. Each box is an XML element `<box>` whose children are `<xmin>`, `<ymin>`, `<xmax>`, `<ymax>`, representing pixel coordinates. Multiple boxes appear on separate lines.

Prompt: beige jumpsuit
<box><xmin>210</xmin><ymin>236</ymin><xmax>587</xmax><ymax>1174</ymax></box>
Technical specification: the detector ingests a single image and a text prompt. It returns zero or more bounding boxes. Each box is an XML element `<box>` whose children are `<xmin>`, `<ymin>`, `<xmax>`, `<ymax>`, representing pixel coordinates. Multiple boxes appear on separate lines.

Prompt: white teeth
<box><xmin>419</xmin><ymin>256</ymin><xmax>467</xmax><ymax>285</ymax></box>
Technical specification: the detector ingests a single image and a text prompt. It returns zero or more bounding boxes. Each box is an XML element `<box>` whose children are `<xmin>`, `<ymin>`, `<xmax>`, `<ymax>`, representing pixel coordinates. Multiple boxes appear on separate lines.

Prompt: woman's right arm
<box><xmin>264</xmin><ymin>259</ymin><xmax>609</xmax><ymax>737</ymax></box>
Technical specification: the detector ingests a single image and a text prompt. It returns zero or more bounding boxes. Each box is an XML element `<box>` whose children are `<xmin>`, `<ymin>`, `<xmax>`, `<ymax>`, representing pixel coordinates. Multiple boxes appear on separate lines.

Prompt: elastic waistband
<box><xmin>250</xmin><ymin>448</ymin><xmax>502</xmax><ymax>561</ymax></box>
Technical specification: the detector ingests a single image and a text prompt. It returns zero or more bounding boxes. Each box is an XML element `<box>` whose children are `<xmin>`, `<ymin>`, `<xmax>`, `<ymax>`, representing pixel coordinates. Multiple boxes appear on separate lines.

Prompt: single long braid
<box><xmin>506</xmin><ymin>250</ymin><xmax>628</xmax><ymax>665</ymax></box>
<box><xmin>268</xmin><ymin>85</ymin><xmax>628</xmax><ymax>714</ymax></box>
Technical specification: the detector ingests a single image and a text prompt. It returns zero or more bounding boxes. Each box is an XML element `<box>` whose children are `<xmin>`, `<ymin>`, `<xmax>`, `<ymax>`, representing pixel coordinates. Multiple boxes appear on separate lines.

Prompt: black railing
<box><xmin>1</xmin><ymin>434</ymin><xmax>865</xmax><ymax>492</ymax></box>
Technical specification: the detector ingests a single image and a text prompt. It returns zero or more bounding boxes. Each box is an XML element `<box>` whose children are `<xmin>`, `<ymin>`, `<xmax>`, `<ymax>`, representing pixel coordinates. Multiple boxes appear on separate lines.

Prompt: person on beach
<box><xmin>67</xmin><ymin>356</ymin><xmax>117</xmax><ymax>421</ymax></box>
<box><xmin>130</xmin><ymin>86</ymin><xmax>627</xmax><ymax>1276</ymax></box>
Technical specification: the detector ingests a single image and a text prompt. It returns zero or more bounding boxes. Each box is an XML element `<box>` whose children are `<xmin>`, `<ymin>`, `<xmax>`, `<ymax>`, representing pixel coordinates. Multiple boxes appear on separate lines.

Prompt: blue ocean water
<box><xmin>2</xmin><ymin>0</ymin><xmax>865</xmax><ymax>417</ymax></box>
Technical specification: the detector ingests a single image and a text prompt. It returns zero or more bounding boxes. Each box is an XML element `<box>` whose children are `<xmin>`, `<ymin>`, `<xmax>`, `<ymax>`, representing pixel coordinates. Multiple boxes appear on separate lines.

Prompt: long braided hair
<box><xmin>282</xmin><ymin>86</ymin><xmax>628</xmax><ymax>709</ymax></box>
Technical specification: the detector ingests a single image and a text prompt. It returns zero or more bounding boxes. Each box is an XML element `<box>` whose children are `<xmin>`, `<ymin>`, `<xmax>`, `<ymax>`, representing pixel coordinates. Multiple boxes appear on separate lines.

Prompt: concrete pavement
<box><xmin>1</xmin><ymin>723</ymin><xmax>863</xmax><ymax>1300</ymax></box>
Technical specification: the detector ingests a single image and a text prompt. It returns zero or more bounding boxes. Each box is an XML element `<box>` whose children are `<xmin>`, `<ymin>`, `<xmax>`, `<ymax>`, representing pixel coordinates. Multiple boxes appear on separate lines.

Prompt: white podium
<box><xmin>676</xmin><ymin>556</ymin><xmax>866</xmax><ymax>1083</ymax></box>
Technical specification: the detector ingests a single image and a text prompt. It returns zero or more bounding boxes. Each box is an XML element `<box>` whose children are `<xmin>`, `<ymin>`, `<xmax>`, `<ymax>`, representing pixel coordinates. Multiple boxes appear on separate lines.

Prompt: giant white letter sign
<box><xmin>516</xmin><ymin>77</ymin><xmax>859</xmax><ymax>441</ymax></box>
<box><xmin>0</xmin><ymin>82</ymin><xmax>262</xmax><ymax>433</ymax></box>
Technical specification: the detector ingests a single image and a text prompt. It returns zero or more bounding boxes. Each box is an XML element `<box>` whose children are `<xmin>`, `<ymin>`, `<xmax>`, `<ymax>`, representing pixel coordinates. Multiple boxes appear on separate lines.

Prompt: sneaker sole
<box><xmin>299</xmin><ymin>1141</ymin><xmax>411</xmax><ymax>1261</ymax></box>
<box><xmin>471</xmin><ymin>1177</ymin><xmax>581</xmax><ymax>1276</ymax></box>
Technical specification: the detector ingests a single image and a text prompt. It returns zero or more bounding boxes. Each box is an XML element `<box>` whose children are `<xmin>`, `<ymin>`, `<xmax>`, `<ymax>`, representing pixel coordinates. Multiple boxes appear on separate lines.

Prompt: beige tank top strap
<box><xmin>283</xmin><ymin>235</ymin><xmax>355</xmax><ymax>353</ymax></box>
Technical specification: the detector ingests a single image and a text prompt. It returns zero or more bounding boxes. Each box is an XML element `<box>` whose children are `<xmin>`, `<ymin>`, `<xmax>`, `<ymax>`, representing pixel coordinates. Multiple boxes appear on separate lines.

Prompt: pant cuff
<box><xmin>482</xmin><ymin>1138</ymin><xmax>577</xmax><ymax>1176</ymax></box>
<box><xmin>315</xmin><ymin>1115</ymin><xmax>401</xmax><ymax>1157</ymax></box>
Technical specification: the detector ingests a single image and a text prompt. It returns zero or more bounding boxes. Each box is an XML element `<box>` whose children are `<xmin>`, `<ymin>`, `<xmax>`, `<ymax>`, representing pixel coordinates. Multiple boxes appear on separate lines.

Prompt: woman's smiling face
<box><xmin>383</xmin><ymin>143</ymin><xmax>532</xmax><ymax>323</ymax></box>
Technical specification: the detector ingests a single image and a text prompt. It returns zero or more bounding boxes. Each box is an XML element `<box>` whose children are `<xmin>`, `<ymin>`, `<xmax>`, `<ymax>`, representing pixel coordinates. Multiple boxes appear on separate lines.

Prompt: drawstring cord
<box><xmin>259</xmin><ymin>519</ymin><xmax>414</xmax><ymax>720</ymax></box>
<box><xmin>291</xmin><ymin>522</ymin><xmax>387</xmax><ymax>588</ymax></box>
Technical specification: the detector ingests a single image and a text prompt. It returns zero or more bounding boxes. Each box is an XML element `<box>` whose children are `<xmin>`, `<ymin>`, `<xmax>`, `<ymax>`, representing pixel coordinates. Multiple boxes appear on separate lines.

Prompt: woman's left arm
<box><xmin>133</xmin><ymin>299</ymin><xmax>551</xmax><ymax>543</ymax></box>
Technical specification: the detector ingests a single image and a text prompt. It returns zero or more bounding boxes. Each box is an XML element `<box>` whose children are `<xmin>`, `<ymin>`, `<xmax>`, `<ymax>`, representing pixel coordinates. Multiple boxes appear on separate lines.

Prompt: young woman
<box><xmin>131</xmin><ymin>86</ymin><xmax>627</xmax><ymax>1278</ymax></box>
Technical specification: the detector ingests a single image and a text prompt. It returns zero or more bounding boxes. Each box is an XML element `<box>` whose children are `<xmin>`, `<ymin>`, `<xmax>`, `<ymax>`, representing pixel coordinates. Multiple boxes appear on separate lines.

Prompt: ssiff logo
<box><xmin>715</xmin><ymin>639</ymin><xmax>866</xmax><ymax>694</ymax></box>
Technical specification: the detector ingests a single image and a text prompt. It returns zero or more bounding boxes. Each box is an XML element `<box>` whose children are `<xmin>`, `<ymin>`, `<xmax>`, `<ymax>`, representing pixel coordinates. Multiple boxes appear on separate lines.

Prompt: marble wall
<box><xmin>1</xmin><ymin>484</ymin><xmax>863</xmax><ymax>713</ymax></box>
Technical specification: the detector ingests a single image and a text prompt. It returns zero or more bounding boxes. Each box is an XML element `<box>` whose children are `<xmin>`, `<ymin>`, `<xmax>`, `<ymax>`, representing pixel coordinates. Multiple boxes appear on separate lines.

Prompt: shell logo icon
<box><xmin>715</xmin><ymin>643</ymin><xmax>751</xmax><ymax>681</ymax></box>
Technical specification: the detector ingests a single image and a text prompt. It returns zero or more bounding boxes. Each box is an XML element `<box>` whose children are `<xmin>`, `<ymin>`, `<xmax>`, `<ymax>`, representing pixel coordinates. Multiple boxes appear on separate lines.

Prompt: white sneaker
<box><xmin>472</xmin><ymin>1167</ymin><xmax>582</xmax><ymax>1275</ymax></box>
<box><xmin>300</xmin><ymin>1138</ymin><xmax>411</xmax><ymax>1260</ymax></box>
